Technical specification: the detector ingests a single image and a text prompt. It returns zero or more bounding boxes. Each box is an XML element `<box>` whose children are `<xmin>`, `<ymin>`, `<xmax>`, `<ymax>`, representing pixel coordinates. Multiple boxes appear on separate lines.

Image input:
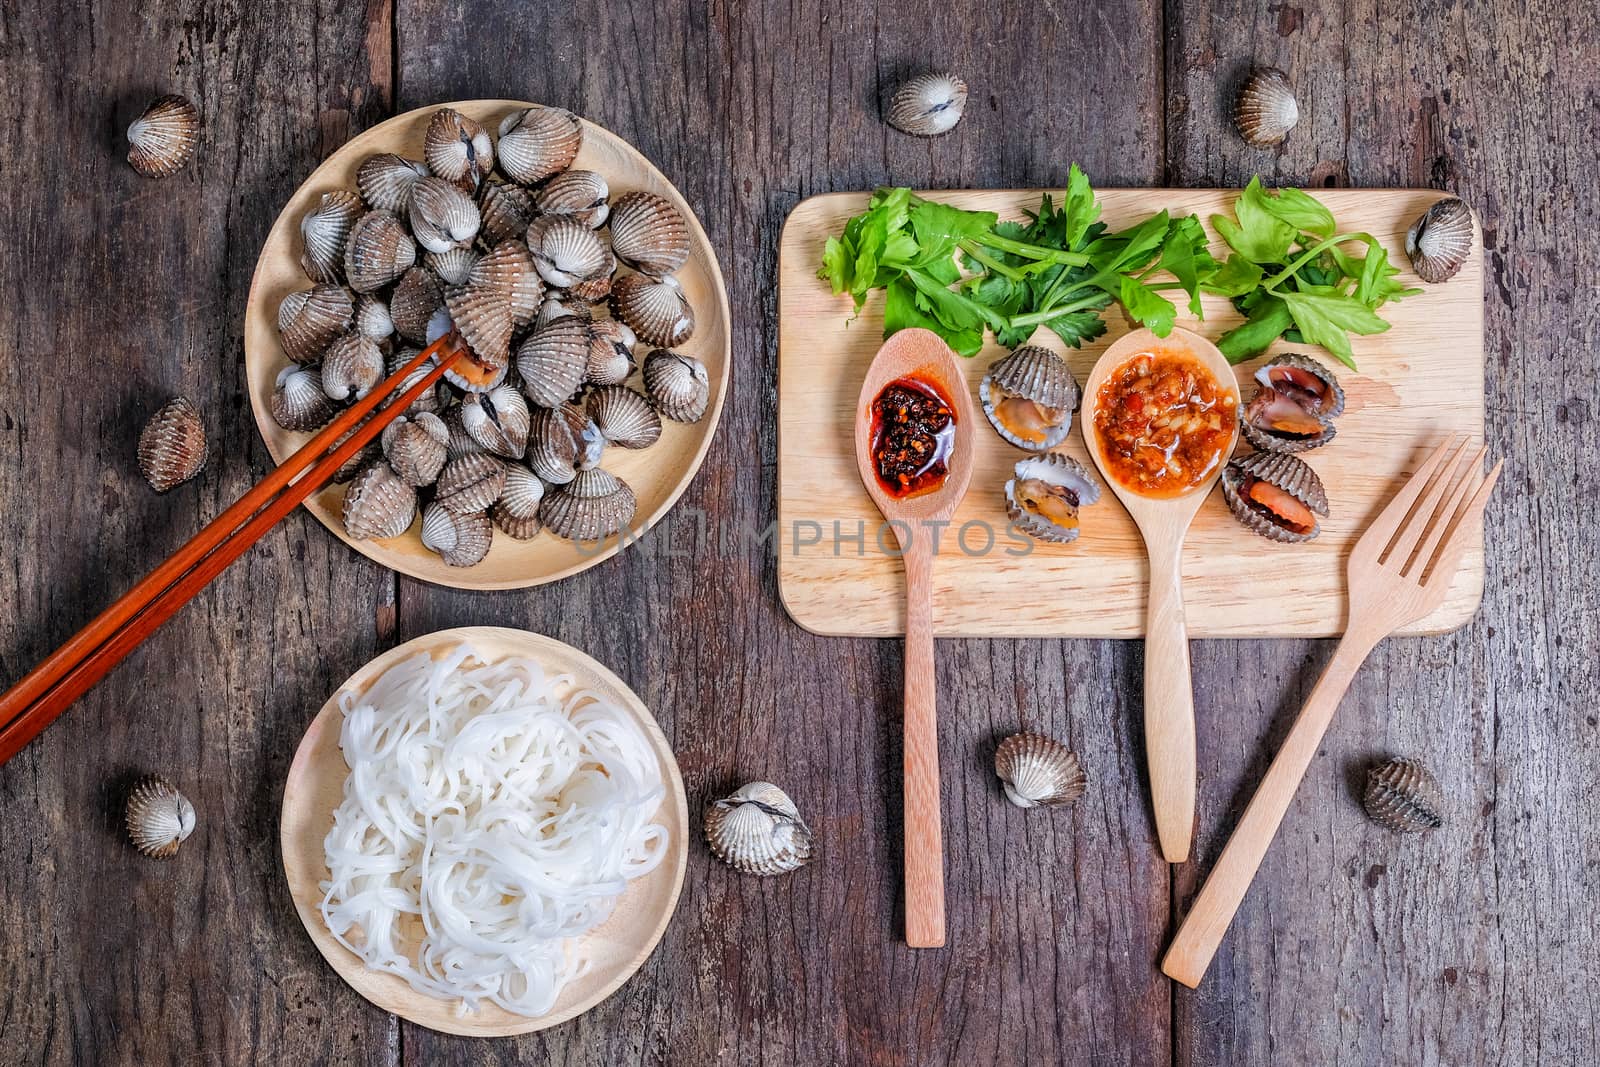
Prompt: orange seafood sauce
<box><xmin>1093</xmin><ymin>348</ymin><xmax>1237</xmax><ymax>497</ymax></box>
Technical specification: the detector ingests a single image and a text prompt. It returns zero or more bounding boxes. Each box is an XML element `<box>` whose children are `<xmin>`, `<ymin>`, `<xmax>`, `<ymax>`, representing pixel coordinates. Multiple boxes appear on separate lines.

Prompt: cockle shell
<box><xmin>535</xmin><ymin>295</ymin><xmax>591</xmax><ymax>331</ymax></box>
<box><xmin>137</xmin><ymin>397</ymin><xmax>207</xmax><ymax>492</ymax></box>
<box><xmin>425</xmin><ymin>245</ymin><xmax>481</xmax><ymax>287</ymax></box>
<box><xmin>1363</xmin><ymin>757</ymin><xmax>1446</xmax><ymax>833</ymax></box>
<box><xmin>271</xmin><ymin>365</ymin><xmax>338</xmax><ymax>431</ymax></box>
<box><xmin>1234</xmin><ymin>67</ymin><xmax>1299</xmax><ymax>148</ymax></box>
<box><xmin>125</xmin><ymin>775</ymin><xmax>196</xmax><ymax>859</ymax></box>
<box><xmin>344</xmin><ymin>211</ymin><xmax>416</xmax><ymax>293</ymax></box>
<box><xmin>609</xmin><ymin>191</ymin><xmax>691</xmax><ymax>274</ymax></box>
<box><xmin>886</xmin><ymin>73</ymin><xmax>967</xmax><ymax>137</ymax></box>
<box><xmin>357</xmin><ymin>153</ymin><xmax>428</xmax><ymax>214</ymax></box>
<box><xmin>587</xmin><ymin>385</ymin><xmax>661</xmax><ymax>450</ymax></box>
<box><xmin>1220</xmin><ymin>450</ymin><xmax>1330</xmax><ymax>543</ymax></box>
<box><xmin>526</xmin><ymin>406</ymin><xmax>581</xmax><ymax>485</ymax></box>
<box><xmin>531</xmin><ymin>215</ymin><xmax>609</xmax><ymax>289</ymax></box>
<box><xmin>980</xmin><ymin>345</ymin><xmax>1081</xmax><ymax>451</ymax></box>
<box><xmin>410</xmin><ymin>176</ymin><xmax>481</xmax><ymax>253</ymax></box>
<box><xmin>479</xmin><ymin>181</ymin><xmax>537</xmax><ymax>245</ymax></box>
<box><xmin>1405</xmin><ymin>197</ymin><xmax>1473</xmax><ymax>284</ymax></box>
<box><xmin>423</xmin><ymin>107</ymin><xmax>494</xmax><ymax>187</ymax></box>
<box><xmin>994</xmin><ymin>733</ymin><xmax>1086</xmax><ymax>808</ymax></box>
<box><xmin>535</xmin><ymin>169</ymin><xmax>610</xmax><ymax>228</ymax></box>
<box><xmin>319</xmin><ymin>331</ymin><xmax>385</xmax><ymax>401</ymax></box>
<box><xmin>388</xmin><ymin>266</ymin><xmax>444</xmax><ymax>345</ymax></box>
<box><xmin>388</xmin><ymin>351</ymin><xmax>446</xmax><ymax>416</ymax></box>
<box><xmin>278</xmin><ymin>284</ymin><xmax>354</xmax><ymax>364</ymax></box>
<box><xmin>1253</xmin><ymin>351</ymin><xmax>1344</xmax><ymax>421</ymax></box>
<box><xmin>704</xmin><ymin>782</ymin><xmax>814</xmax><ymax>875</ymax></box>
<box><xmin>515</xmin><ymin>316</ymin><xmax>590</xmax><ymax>407</ymax></box>
<box><xmin>566</xmin><ymin>248</ymin><xmax>616</xmax><ymax>303</ymax></box>
<box><xmin>434</xmin><ymin>452</ymin><xmax>507</xmax><ymax>514</ymax></box>
<box><xmin>126</xmin><ymin>95</ymin><xmax>200</xmax><ymax>177</ymax></box>
<box><xmin>440</xmin><ymin>403</ymin><xmax>484</xmax><ymax>461</ymax></box>
<box><xmin>469</xmin><ymin>239</ymin><xmax>538</xmax><ymax>300</ymax></box>
<box><xmin>493</xmin><ymin>504</ymin><xmax>543</xmax><ymax>541</ymax></box>
<box><xmin>353</xmin><ymin>293</ymin><xmax>394</xmax><ymax>341</ymax></box>
<box><xmin>445</xmin><ymin>283</ymin><xmax>515</xmax><ymax>369</ymax></box>
<box><xmin>300</xmin><ymin>190</ymin><xmax>363</xmax><ymax>283</ymax></box>
<box><xmin>461</xmin><ymin>384</ymin><xmax>531</xmax><ymax>458</ymax></box>
<box><xmin>642</xmin><ymin>349</ymin><xmax>710</xmax><ymax>423</ymax></box>
<box><xmin>609</xmin><ymin>273</ymin><xmax>694</xmax><ymax>348</ymax></box>
<box><xmin>539</xmin><ymin>466</ymin><xmax>636</xmax><ymax>540</ymax></box>
<box><xmin>1004</xmin><ymin>453</ymin><xmax>1101</xmax><ymax>544</ymax></box>
<box><xmin>342</xmin><ymin>461</ymin><xmax>417</xmax><ymax>540</ymax></box>
<box><xmin>329</xmin><ymin>427</ymin><xmax>381</xmax><ymax>483</ymax></box>
<box><xmin>585</xmin><ymin>319</ymin><xmax>636</xmax><ymax>385</ymax></box>
<box><xmin>419</xmin><ymin>503</ymin><xmax>494</xmax><ymax>567</ymax></box>
<box><xmin>381</xmin><ymin>411</ymin><xmax>449</xmax><ymax>487</ymax></box>
<box><xmin>496</xmin><ymin>462</ymin><xmax>546</xmax><ymax>520</ymax></box>
<box><xmin>496</xmin><ymin>106</ymin><xmax>582</xmax><ymax>185</ymax></box>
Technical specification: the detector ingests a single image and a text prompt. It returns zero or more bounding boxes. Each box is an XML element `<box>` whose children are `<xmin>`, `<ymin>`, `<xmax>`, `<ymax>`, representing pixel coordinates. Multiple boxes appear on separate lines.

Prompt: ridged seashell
<box><xmin>480</xmin><ymin>181</ymin><xmax>537</xmax><ymax>245</ymax></box>
<box><xmin>137</xmin><ymin>397</ymin><xmax>207</xmax><ymax>492</ymax></box>
<box><xmin>610</xmin><ymin>273</ymin><xmax>694</xmax><ymax>348</ymax></box>
<box><xmin>1004</xmin><ymin>453</ymin><xmax>1101</xmax><ymax>544</ymax></box>
<box><xmin>609</xmin><ymin>191</ymin><xmax>690</xmax><ymax>274</ymax></box>
<box><xmin>585</xmin><ymin>319</ymin><xmax>636</xmax><ymax>385</ymax></box>
<box><xmin>125</xmin><ymin>775</ymin><xmax>196</xmax><ymax>859</ymax></box>
<box><xmin>539</xmin><ymin>466</ymin><xmax>636</xmax><ymax>540</ymax></box>
<box><xmin>439</xmin><ymin>404</ymin><xmax>482</xmax><ymax>461</ymax></box>
<box><xmin>642</xmin><ymin>349</ymin><xmax>710</xmax><ymax>423</ymax></box>
<box><xmin>299</xmin><ymin>190</ymin><xmax>363</xmax><ymax>283</ymax></box>
<box><xmin>461</xmin><ymin>384</ymin><xmax>531</xmax><ymax>458</ymax></box>
<box><xmin>423</xmin><ymin>107</ymin><xmax>493</xmax><ymax>187</ymax></box>
<box><xmin>1405</xmin><ymin>197</ymin><xmax>1473</xmax><ymax>284</ymax></box>
<box><xmin>1234</xmin><ymin>67</ymin><xmax>1299</xmax><ymax>148</ymax></box>
<box><xmin>1363</xmin><ymin>757</ymin><xmax>1445</xmax><ymax>833</ymax></box>
<box><xmin>354</xmin><ymin>293</ymin><xmax>394</xmax><ymax>341</ymax></box>
<box><xmin>704</xmin><ymin>782</ymin><xmax>813</xmax><ymax>875</ymax></box>
<box><xmin>445</xmin><ymin>283</ymin><xmax>514</xmax><ymax>369</ymax></box>
<box><xmin>535</xmin><ymin>169</ymin><xmax>610</xmax><ymax>228</ymax></box>
<box><xmin>493</xmin><ymin>503</ymin><xmax>543</xmax><ymax>540</ymax></box>
<box><xmin>434</xmin><ymin>452</ymin><xmax>507</xmax><ymax>514</ymax></box>
<box><xmin>1253</xmin><ymin>351</ymin><xmax>1344</xmax><ymax>420</ymax></box>
<box><xmin>387</xmin><ymin>351</ymin><xmax>447</xmax><ymax>415</ymax></box>
<box><xmin>496</xmin><ymin>106</ymin><xmax>582</xmax><ymax>186</ymax></box>
<box><xmin>126</xmin><ymin>95</ymin><xmax>200</xmax><ymax>178</ymax></box>
<box><xmin>980</xmin><ymin>345</ymin><xmax>1081</xmax><ymax>451</ymax></box>
<box><xmin>469</xmin><ymin>239</ymin><xmax>538</xmax><ymax>305</ymax></box>
<box><xmin>1241</xmin><ymin>376</ymin><xmax>1336</xmax><ymax>453</ymax></box>
<box><xmin>535</xmin><ymin>295</ymin><xmax>592</xmax><ymax>331</ymax></box>
<box><xmin>566</xmin><ymin>248</ymin><xmax>615</xmax><ymax>303</ymax></box>
<box><xmin>994</xmin><ymin>733</ymin><xmax>1086</xmax><ymax>808</ymax></box>
<box><xmin>425</xmin><ymin>245</ymin><xmax>481</xmax><ymax>287</ymax></box>
<box><xmin>419</xmin><ymin>503</ymin><xmax>494</xmax><ymax>567</ymax></box>
<box><xmin>381</xmin><ymin>411</ymin><xmax>449</xmax><ymax>487</ymax></box>
<box><xmin>357</xmin><ymin>154</ymin><xmax>428</xmax><ymax>214</ymax></box>
<box><xmin>587</xmin><ymin>385</ymin><xmax>661</xmax><ymax>449</ymax></box>
<box><xmin>388</xmin><ymin>266</ymin><xmax>444</xmax><ymax>345</ymax></box>
<box><xmin>329</xmin><ymin>428</ymin><xmax>381</xmax><ymax>483</ymax></box>
<box><xmin>410</xmin><ymin>176</ymin><xmax>481</xmax><ymax>253</ymax></box>
<box><xmin>1220</xmin><ymin>451</ymin><xmax>1330</xmax><ymax>543</ymax></box>
<box><xmin>496</xmin><ymin>463</ymin><xmax>546</xmax><ymax>520</ymax></box>
<box><xmin>278</xmin><ymin>284</ymin><xmax>354</xmax><ymax>364</ymax></box>
<box><xmin>886</xmin><ymin>73</ymin><xmax>967</xmax><ymax>137</ymax></box>
<box><xmin>515</xmin><ymin>316</ymin><xmax>590</xmax><ymax>407</ymax></box>
<box><xmin>527</xmin><ymin>406</ymin><xmax>580</xmax><ymax>485</ymax></box>
<box><xmin>344</xmin><ymin>211</ymin><xmax>416</xmax><ymax>293</ymax></box>
<box><xmin>320</xmin><ymin>331</ymin><xmax>385</xmax><ymax>401</ymax></box>
<box><xmin>531</xmin><ymin>216</ymin><xmax>609</xmax><ymax>289</ymax></box>
<box><xmin>341</xmin><ymin>461</ymin><xmax>417</xmax><ymax>540</ymax></box>
<box><xmin>271</xmin><ymin>365</ymin><xmax>338</xmax><ymax>431</ymax></box>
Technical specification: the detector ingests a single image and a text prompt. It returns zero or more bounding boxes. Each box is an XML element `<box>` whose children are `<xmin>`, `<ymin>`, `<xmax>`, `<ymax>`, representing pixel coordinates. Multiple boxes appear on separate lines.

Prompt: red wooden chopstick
<box><xmin>0</xmin><ymin>335</ymin><xmax>469</xmax><ymax>766</ymax></box>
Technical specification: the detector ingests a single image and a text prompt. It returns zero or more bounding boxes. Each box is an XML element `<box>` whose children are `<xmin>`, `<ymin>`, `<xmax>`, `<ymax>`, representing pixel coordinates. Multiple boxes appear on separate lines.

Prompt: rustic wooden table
<box><xmin>1</xmin><ymin>2</ymin><xmax>1594</xmax><ymax>1064</ymax></box>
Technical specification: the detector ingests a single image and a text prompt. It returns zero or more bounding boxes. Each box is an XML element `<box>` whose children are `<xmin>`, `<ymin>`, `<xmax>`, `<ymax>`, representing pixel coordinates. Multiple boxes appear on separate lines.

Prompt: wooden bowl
<box><xmin>279</xmin><ymin>626</ymin><xmax>689</xmax><ymax>1037</ymax></box>
<box><xmin>243</xmin><ymin>101</ymin><xmax>731</xmax><ymax>589</ymax></box>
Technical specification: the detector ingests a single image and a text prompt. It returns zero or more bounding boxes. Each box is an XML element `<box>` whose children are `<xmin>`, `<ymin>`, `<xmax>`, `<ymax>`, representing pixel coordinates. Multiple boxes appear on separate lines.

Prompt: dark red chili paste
<box><xmin>869</xmin><ymin>377</ymin><xmax>956</xmax><ymax>498</ymax></box>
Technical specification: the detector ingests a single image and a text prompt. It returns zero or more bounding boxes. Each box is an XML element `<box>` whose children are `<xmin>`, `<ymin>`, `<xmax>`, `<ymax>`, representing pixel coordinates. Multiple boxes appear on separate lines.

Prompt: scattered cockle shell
<box><xmin>319</xmin><ymin>331</ymin><xmax>385</xmax><ymax>401</ymax></box>
<box><xmin>535</xmin><ymin>169</ymin><xmax>610</xmax><ymax>228</ymax></box>
<box><xmin>526</xmin><ymin>406</ymin><xmax>580</xmax><ymax>485</ymax></box>
<box><xmin>1405</xmin><ymin>197</ymin><xmax>1473</xmax><ymax>284</ymax></box>
<box><xmin>356</xmin><ymin>153</ymin><xmax>428</xmax><ymax>214</ymax></box>
<box><xmin>642</xmin><ymin>349</ymin><xmax>710</xmax><ymax>422</ymax></box>
<box><xmin>341</xmin><ymin>461</ymin><xmax>417</xmax><ymax>540</ymax></box>
<box><xmin>515</xmin><ymin>316</ymin><xmax>589</xmax><ymax>407</ymax></box>
<box><xmin>496</xmin><ymin>462</ymin><xmax>546</xmax><ymax>520</ymax></box>
<box><xmin>1363</xmin><ymin>757</ymin><xmax>1445</xmax><ymax>833</ymax></box>
<box><xmin>410</xmin><ymin>176</ymin><xmax>481</xmax><ymax>253</ymax></box>
<box><xmin>423</xmin><ymin>107</ymin><xmax>494</xmax><ymax>187</ymax></box>
<box><xmin>704</xmin><ymin>782</ymin><xmax>814</xmax><ymax>875</ymax></box>
<box><xmin>994</xmin><ymin>732</ymin><xmax>1086</xmax><ymax>808</ymax></box>
<box><xmin>425</xmin><ymin>245</ymin><xmax>481</xmax><ymax>287</ymax></box>
<box><xmin>531</xmin><ymin>215</ymin><xmax>609</xmax><ymax>289</ymax></box>
<box><xmin>886</xmin><ymin>72</ymin><xmax>967</xmax><ymax>137</ymax></box>
<box><xmin>1004</xmin><ymin>453</ymin><xmax>1101</xmax><ymax>544</ymax></box>
<box><xmin>494</xmin><ymin>503</ymin><xmax>543</xmax><ymax>540</ymax></box>
<box><xmin>419</xmin><ymin>503</ymin><xmax>494</xmax><ymax>567</ymax></box>
<box><xmin>480</xmin><ymin>180</ymin><xmax>537</xmax><ymax>245</ymax></box>
<box><xmin>344</xmin><ymin>211</ymin><xmax>416</xmax><ymax>292</ymax></box>
<box><xmin>445</xmin><ymin>283</ymin><xmax>515</xmax><ymax>370</ymax></box>
<box><xmin>496</xmin><ymin>105</ymin><xmax>582</xmax><ymax>185</ymax></box>
<box><xmin>586</xmin><ymin>319</ymin><xmax>636</xmax><ymax>385</ymax></box>
<box><xmin>535</xmin><ymin>294</ymin><xmax>591</xmax><ymax>331</ymax></box>
<box><xmin>1234</xmin><ymin>67</ymin><xmax>1299</xmax><ymax>148</ymax></box>
<box><xmin>353</xmin><ymin>293</ymin><xmax>394</xmax><ymax>341</ymax></box>
<box><xmin>610</xmin><ymin>273</ymin><xmax>694</xmax><ymax>348</ymax></box>
<box><xmin>278</xmin><ymin>284</ymin><xmax>354</xmax><ymax>364</ymax></box>
<box><xmin>609</xmin><ymin>191</ymin><xmax>690</xmax><ymax>274</ymax></box>
<box><xmin>1220</xmin><ymin>450</ymin><xmax>1330</xmax><ymax>543</ymax></box>
<box><xmin>381</xmin><ymin>411</ymin><xmax>449</xmax><ymax>487</ymax></box>
<box><xmin>587</xmin><ymin>385</ymin><xmax>661</xmax><ymax>449</ymax></box>
<box><xmin>125</xmin><ymin>775</ymin><xmax>196</xmax><ymax>859</ymax></box>
<box><xmin>566</xmin><ymin>248</ymin><xmax>615</xmax><ymax>303</ymax></box>
<box><xmin>126</xmin><ymin>94</ymin><xmax>200</xmax><ymax>177</ymax></box>
<box><xmin>388</xmin><ymin>266</ymin><xmax>444</xmax><ymax>345</ymax></box>
<box><xmin>299</xmin><ymin>190</ymin><xmax>363</xmax><ymax>283</ymax></box>
<box><xmin>461</xmin><ymin>384</ymin><xmax>531</xmax><ymax>458</ymax></box>
<box><xmin>539</xmin><ymin>465</ymin><xmax>636</xmax><ymax>540</ymax></box>
<box><xmin>434</xmin><ymin>452</ymin><xmax>507</xmax><ymax>514</ymax></box>
<box><xmin>137</xmin><ymin>397</ymin><xmax>207</xmax><ymax>492</ymax></box>
<box><xmin>980</xmin><ymin>345</ymin><xmax>1081</xmax><ymax>451</ymax></box>
<box><xmin>271</xmin><ymin>365</ymin><xmax>338</xmax><ymax>431</ymax></box>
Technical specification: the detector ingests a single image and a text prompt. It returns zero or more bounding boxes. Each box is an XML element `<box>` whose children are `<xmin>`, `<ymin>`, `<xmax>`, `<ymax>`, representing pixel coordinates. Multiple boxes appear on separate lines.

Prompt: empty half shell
<box><xmin>610</xmin><ymin>273</ymin><xmax>694</xmax><ymax>348</ymax></box>
<box><xmin>410</xmin><ymin>176</ymin><xmax>480</xmax><ymax>253</ymax></box>
<box><xmin>531</xmin><ymin>216</ymin><xmax>609</xmax><ymax>289</ymax></box>
<box><xmin>1220</xmin><ymin>450</ymin><xmax>1329</xmax><ymax>543</ymax></box>
<box><xmin>886</xmin><ymin>72</ymin><xmax>968</xmax><ymax>136</ymax></box>
<box><xmin>299</xmin><ymin>190</ymin><xmax>363</xmax><ymax>283</ymax></box>
<box><xmin>137</xmin><ymin>397</ymin><xmax>207</xmax><ymax>492</ymax></box>
<box><xmin>445</xmin><ymin>283</ymin><xmax>515</xmax><ymax>369</ymax></box>
<box><xmin>419</xmin><ymin>503</ymin><xmax>493</xmax><ymax>567</ymax></box>
<box><xmin>388</xmin><ymin>266</ymin><xmax>444</xmax><ymax>345</ymax></box>
<box><xmin>1405</xmin><ymin>197</ymin><xmax>1473</xmax><ymax>284</ymax></box>
<box><xmin>642</xmin><ymin>349</ymin><xmax>710</xmax><ymax>422</ymax></box>
<box><xmin>497</xmin><ymin>106</ymin><xmax>582</xmax><ymax>185</ymax></box>
<box><xmin>319</xmin><ymin>331</ymin><xmax>384</xmax><ymax>401</ymax></box>
<box><xmin>423</xmin><ymin>107</ymin><xmax>493</xmax><ymax>187</ymax></box>
<box><xmin>461</xmin><ymin>384</ymin><xmax>531</xmax><ymax>458</ymax></box>
<box><xmin>535</xmin><ymin>169</ymin><xmax>610</xmax><ymax>228</ymax></box>
<box><xmin>342</xmin><ymin>461</ymin><xmax>417</xmax><ymax>540</ymax></box>
<box><xmin>1004</xmin><ymin>453</ymin><xmax>1101</xmax><ymax>544</ymax></box>
<box><xmin>1363</xmin><ymin>757</ymin><xmax>1445</xmax><ymax>833</ymax></box>
<box><xmin>126</xmin><ymin>95</ymin><xmax>200</xmax><ymax>177</ymax></box>
<box><xmin>539</xmin><ymin>466</ymin><xmax>636</xmax><ymax>540</ymax></box>
<box><xmin>1234</xmin><ymin>67</ymin><xmax>1298</xmax><ymax>147</ymax></box>
<box><xmin>516</xmin><ymin>316</ymin><xmax>590</xmax><ymax>407</ymax></box>
<box><xmin>587</xmin><ymin>385</ymin><xmax>661</xmax><ymax>449</ymax></box>
<box><xmin>704</xmin><ymin>782</ymin><xmax>814</xmax><ymax>875</ymax></box>
<box><xmin>345</xmin><ymin>211</ymin><xmax>417</xmax><ymax>293</ymax></box>
<box><xmin>435</xmin><ymin>452</ymin><xmax>507</xmax><ymax>514</ymax></box>
<box><xmin>585</xmin><ymin>319</ymin><xmax>636</xmax><ymax>385</ymax></box>
<box><xmin>381</xmin><ymin>411</ymin><xmax>449</xmax><ymax>487</ymax></box>
<box><xmin>126</xmin><ymin>775</ymin><xmax>196</xmax><ymax>859</ymax></box>
<box><xmin>609</xmin><ymin>191</ymin><xmax>690</xmax><ymax>274</ymax></box>
<box><xmin>271</xmin><ymin>365</ymin><xmax>338</xmax><ymax>431</ymax></box>
<box><xmin>994</xmin><ymin>733</ymin><xmax>1086</xmax><ymax>808</ymax></box>
<box><xmin>479</xmin><ymin>181</ymin><xmax>537</xmax><ymax>245</ymax></box>
<box><xmin>278</xmin><ymin>284</ymin><xmax>354</xmax><ymax>364</ymax></box>
<box><xmin>980</xmin><ymin>345</ymin><xmax>1081</xmax><ymax>451</ymax></box>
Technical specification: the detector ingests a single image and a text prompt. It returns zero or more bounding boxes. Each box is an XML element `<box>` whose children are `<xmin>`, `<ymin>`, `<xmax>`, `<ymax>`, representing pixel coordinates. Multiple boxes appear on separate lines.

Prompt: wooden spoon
<box><xmin>1079</xmin><ymin>326</ymin><xmax>1241</xmax><ymax>864</ymax></box>
<box><xmin>853</xmin><ymin>327</ymin><xmax>976</xmax><ymax>948</ymax></box>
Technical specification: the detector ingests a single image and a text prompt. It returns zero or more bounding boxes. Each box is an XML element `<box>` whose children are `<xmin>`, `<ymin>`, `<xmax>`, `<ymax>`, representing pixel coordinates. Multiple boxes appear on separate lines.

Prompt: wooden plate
<box><xmin>244</xmin><ymin>101</ymin><xmax>731</xmax><ymax>589</ymax></box>
<box><xmin>279</xmin><ymin>626</ymin><xmax>689</xmax><ymax>1037</ymax></box>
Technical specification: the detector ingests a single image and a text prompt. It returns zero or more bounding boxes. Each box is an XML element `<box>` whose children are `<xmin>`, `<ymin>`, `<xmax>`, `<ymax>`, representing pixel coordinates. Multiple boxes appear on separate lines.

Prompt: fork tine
<box><xmin>1403</xmin><ymin>442</ymin><xmax>1488</xmax><ymax>577</ymax></box>
<box><xmin>1422</xmin><ymin>459</ymin><xmax>1503</xmax><ymax>587</ymax></box>
<box><xmin>1354</xmin><ymin>436</ymin><xmax>1460</xmax><ymax>558</ymax></box>
<box><xmin>1385</xmin><ymin>438</ymin><xmax>1474</xmax><ymax>570</ymax></box>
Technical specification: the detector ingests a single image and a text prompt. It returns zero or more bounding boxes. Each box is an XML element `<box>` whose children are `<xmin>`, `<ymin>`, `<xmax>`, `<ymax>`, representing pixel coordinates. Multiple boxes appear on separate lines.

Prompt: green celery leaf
<box><xmin>909</xmin><ymin>200</ymin><xmax>998</xmax><ymax>244</ymax></box>
<box><xmin>1254</xmin><ymin>185</ymin><xmax>1338</xmax><ymax>239</ymax></box>
<box><xmin>1217</xmin><ymin>296</ymin><xmax>1295</xmax><ymax>363</ymax></box>
<box><xmin>1119</xmin><ymin>275</ymin><xmax>1178</xmax><ymax>336</ymax></box>
<box><xmin>1060</xmin><ymin>164</ymin><xmax>1100</xmax><ymax>248</ymax></box>
<box><xmin>1279</xmin><ymin>291</ymin><xmax>1392</xmax><ymax>368</ymax></box>
<box><xmin>820</xmin><ymin>235</ymin><xmax>852</xmax><ymax>295</ymax></box>
<box><xmin>921</xmin><ymin>254</ymin><xmax>962</xmax><ymax>286</ymax></box>
<box><xmin>905</xmin><ymin>268</ymin><xmax>1009</xmax><ymax>333</ymax></box>
<box><xmin>1213</xmin><ymin>178</ymin><xmax>1297</xmax><ymax>263</ymax></box>
<box><xmin>884</xmin><ymin>277</ymin><xmax>983</xmax><ymax>356</ymax></box>
<box><xmin>1203</xmin><ymin>254</ymin><xmax>1265</xmax><ymax>297</ymax></box>
<box><xmin>1043</xmin><ymin>309</ymin><xmax>1109</xmax><ymax>349</ymax></box>
<box><xmin>1155</xmin><ymin>214</ymin><xmax>1215</xmax><ymax>316</ymax></box>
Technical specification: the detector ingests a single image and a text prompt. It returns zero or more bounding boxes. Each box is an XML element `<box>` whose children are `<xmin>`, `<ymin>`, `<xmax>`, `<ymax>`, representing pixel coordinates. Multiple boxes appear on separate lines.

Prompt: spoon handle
<box><xmin>902</xmin><ymin>542</ymin><xmax>945</xmax><ymax>948</ymax></box>
<box><xmin>1144</xmin><ymin>533</ymin><xmax>1196</xmax><ymax>863</ymax></box>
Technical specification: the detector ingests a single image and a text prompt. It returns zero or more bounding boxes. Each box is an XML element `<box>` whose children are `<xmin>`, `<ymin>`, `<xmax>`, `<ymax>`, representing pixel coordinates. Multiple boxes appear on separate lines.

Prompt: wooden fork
<box><xmin>1161</xmin><ymin>436</ymin><xmax>1502</xmax><ymax>988</ymax></box>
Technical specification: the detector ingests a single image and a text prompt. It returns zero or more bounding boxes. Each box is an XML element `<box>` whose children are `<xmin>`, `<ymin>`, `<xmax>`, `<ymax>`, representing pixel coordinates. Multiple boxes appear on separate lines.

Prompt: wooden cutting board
<box><xmin>776</xmin><ymin>188</ymin><xmax>1485</xmax><ymax>638</ymax></box>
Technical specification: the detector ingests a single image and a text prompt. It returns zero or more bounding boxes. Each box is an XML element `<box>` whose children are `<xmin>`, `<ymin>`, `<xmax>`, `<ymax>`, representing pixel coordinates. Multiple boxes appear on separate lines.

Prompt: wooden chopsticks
<box><xmin>0</xmin><ymin>335</ymin><xmax>469</xmax><ymax>766</ymax></box>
